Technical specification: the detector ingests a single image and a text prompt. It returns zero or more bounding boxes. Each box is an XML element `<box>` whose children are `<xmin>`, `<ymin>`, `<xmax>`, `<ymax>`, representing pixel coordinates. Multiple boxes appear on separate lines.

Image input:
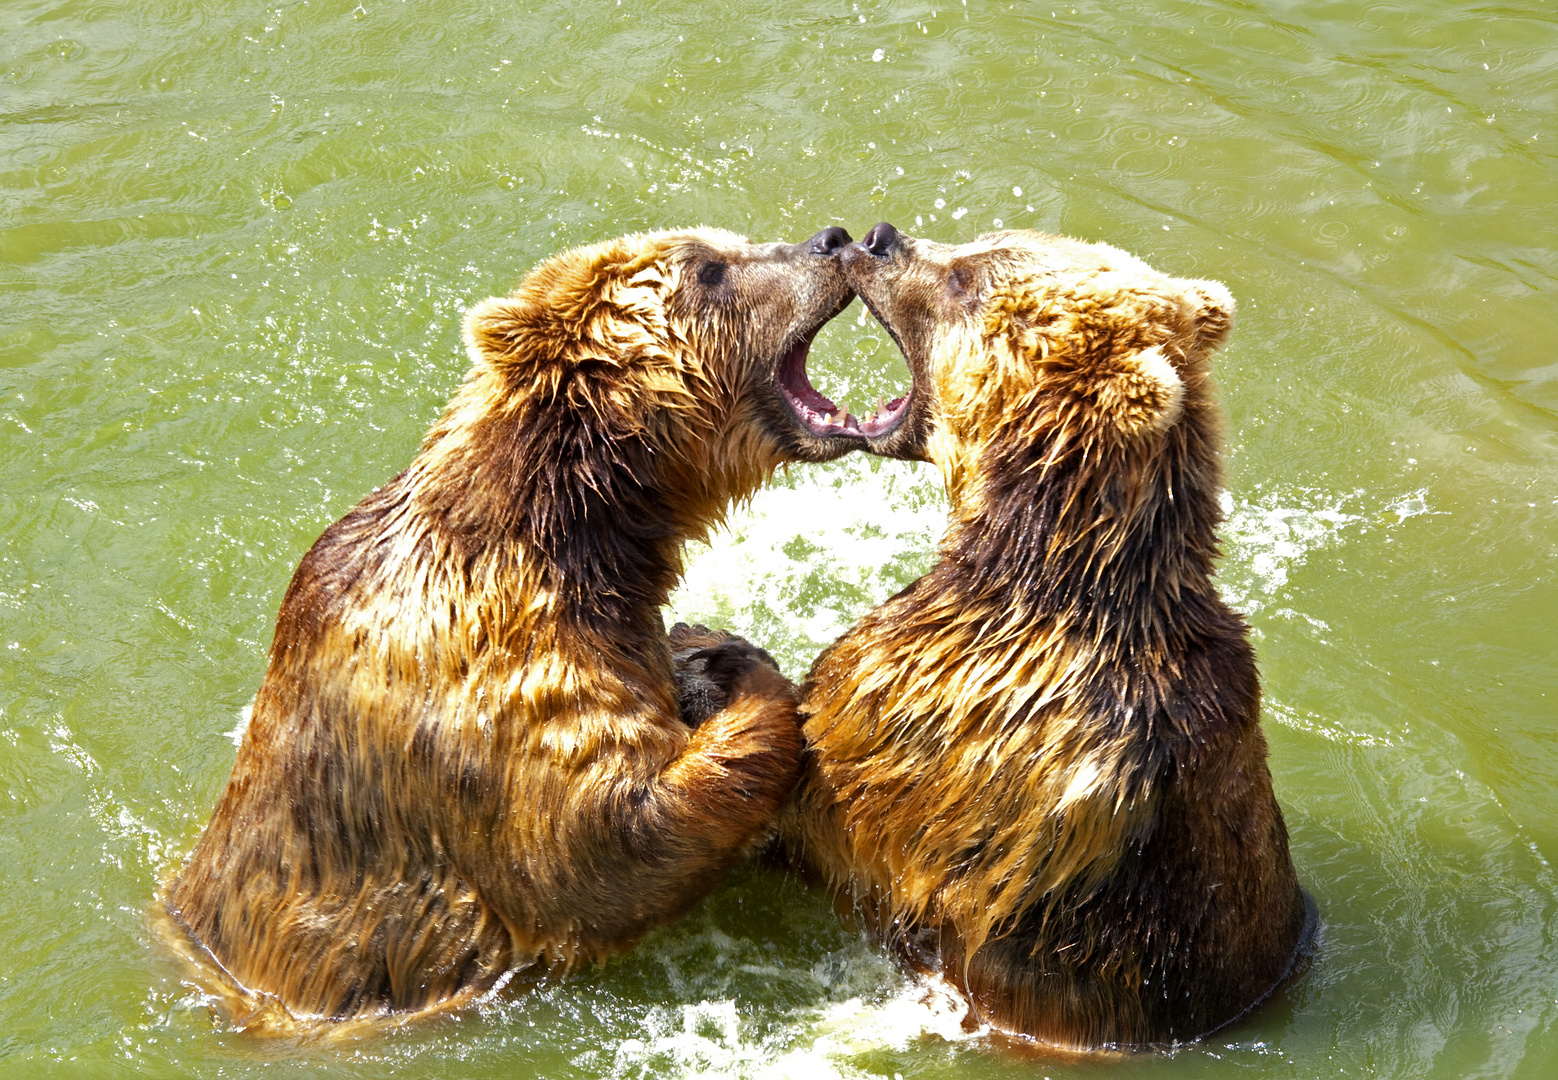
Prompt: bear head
<box><xmin>840</xmin><ymin>223</ymin><xmax>1234</xmax><ymax>511</ymax></box>
<box><xmin>459</xmin><ymin>227</ymin><xmax>903</xmax><ymax>512</ymax></box>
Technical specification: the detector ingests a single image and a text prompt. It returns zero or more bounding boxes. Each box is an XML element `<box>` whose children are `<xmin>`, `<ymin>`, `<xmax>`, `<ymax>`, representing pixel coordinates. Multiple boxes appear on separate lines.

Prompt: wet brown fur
<box><xmin>159</xmin><ymin>228</ymin><xmax>853</xmax><ymax>1035</ymax></box>
<box><xmin>779</xmin><ymin>229</ymin><xmax>1308</xmax><ymax>1051</ymax></box>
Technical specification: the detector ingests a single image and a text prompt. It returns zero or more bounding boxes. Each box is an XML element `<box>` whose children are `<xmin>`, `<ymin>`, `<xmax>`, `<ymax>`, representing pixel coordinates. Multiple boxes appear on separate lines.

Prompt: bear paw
<box><xmin>669</xmin><ymin>623</ymin><xmax>789</xmax><ymax>728</ymax></box>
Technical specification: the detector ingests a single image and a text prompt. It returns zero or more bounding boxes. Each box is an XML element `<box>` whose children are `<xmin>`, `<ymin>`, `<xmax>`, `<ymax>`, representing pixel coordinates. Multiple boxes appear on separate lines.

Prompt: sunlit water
<box><xmin>3</xmin><ymin>1</ymin><xmax>1555</xmax><ymax>1077</ymax></box>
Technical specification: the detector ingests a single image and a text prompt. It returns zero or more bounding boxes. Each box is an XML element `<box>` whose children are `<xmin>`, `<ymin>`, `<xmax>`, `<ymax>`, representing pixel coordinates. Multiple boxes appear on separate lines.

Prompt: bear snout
<box><xmin>806</xmin><ymin>226</ymin><xmax>853</xmax><ymax>256</ymax></box>
<box><xmin>862</xmin><ymin>221</ymin><xmax>901</xmax><ymax>257</ymax></box>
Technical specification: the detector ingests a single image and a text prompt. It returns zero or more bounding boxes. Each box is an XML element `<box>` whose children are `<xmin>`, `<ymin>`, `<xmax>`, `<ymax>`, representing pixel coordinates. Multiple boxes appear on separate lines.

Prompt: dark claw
<box><xmin>670</xmin><ymin>624</ymin><xmax>783</xmax><ymax>728</ymax></box>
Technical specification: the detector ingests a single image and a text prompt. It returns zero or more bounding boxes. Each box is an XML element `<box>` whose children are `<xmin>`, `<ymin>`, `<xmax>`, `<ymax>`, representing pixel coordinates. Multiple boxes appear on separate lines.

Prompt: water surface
<box><xmin>3</xmin><ymin>1</ymin><xmax>1556</xmax><ymax>1077</ymax></box>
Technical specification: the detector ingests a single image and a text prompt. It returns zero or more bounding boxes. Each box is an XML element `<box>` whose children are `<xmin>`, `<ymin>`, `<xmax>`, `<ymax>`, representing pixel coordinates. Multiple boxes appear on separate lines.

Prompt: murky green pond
<box><xmin>4</xmin><ymin>0</ymin><xmax>1556</xmax><ymax>1076</ymax></box>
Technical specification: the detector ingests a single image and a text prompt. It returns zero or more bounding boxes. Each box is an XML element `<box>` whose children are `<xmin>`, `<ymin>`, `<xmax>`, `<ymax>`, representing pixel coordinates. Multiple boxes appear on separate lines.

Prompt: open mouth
<box><xmin>775</xmin><ymin>331</ymin><xmax>911</xmax><ymax>440</ymax></box>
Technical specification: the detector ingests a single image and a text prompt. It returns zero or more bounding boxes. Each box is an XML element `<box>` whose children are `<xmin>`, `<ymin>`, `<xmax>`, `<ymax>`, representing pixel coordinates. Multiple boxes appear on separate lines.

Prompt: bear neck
<box><xmin>401</xmin><ymin>387</ymin><xmax>701</xmax><ymax>650</ymax></box>
<box><xmin>938</xmin><ymin>416</ymin><xmax>1227</xmax><ymax>651</ymax></box>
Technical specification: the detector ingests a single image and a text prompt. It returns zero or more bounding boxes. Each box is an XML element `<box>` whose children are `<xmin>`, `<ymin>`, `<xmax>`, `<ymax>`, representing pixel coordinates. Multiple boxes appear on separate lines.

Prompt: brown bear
<box><xmin>779</xmin><ymin>223</ymin><xmax>1311</xmax><ymax>1051</ymax></box>
<box><xmin>157</xmin><ymin>225</ymin><xmax>895</xmax><ymax>1034</ymax></box>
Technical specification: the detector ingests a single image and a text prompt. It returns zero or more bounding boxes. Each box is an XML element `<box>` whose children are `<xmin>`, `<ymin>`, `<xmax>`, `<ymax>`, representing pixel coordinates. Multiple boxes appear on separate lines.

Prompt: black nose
<box><xmin>862</xmin><ymin>221</ymin><xmax>900</xmax><ymax>257</ymax></box>
<box><xmin>806</xmin><ymin>226</ymin><xmax>853</xmax><ymax>255</ymax></box>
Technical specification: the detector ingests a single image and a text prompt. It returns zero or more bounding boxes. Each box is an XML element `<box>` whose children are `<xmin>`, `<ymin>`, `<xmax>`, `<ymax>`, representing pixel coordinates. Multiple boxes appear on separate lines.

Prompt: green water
<box><xmin>3</xmin><ymin>0</ymin><xmax>1555</xmax><ymax>1076</ymax></box>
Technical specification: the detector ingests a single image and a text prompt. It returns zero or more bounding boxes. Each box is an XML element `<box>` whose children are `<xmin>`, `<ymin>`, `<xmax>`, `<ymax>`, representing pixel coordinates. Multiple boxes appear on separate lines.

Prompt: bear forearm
<box><xmin>495</xmin><ymin>689</ymin><xmax>804</xmax><ymax>958</ymax></box>
<box><xmin>623</xmin><ymin>686</ymin><xmax>803</xmax><ymax>882</ymax></box>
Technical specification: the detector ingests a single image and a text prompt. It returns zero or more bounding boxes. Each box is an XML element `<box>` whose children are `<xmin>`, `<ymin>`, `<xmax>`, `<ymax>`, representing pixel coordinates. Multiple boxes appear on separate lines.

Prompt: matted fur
<box><xmin>158</xmin><ymin>227</ymin><xmax>853</xmax><ymax>1035</ymax></box>
<box><xmin>780</xmin><ymin>226</ymin><xmax>1309</xmax><ymax>1051</ymax></box>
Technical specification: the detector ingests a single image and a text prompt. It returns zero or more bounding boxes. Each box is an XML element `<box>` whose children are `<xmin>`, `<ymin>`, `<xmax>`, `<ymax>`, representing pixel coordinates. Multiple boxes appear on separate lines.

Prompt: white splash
<box><xmin>1218</xmin><ymin>486</ymin><xmax>1362</xmax><ymax>615</ymax></box>
<box><xmin>668</xmin><ymin>456</ymin><xmax>945</xmax><ymax>676</ymax></box>
<box><xmin>602</xmin><ymin>971</ymin><xmax>983</xmax><ymax>1080</ymax></box>
<box><xmin>224</xmin><ymin>700</ymin><xmax>255</xmax><ymax>746</ymax></box>
<box><xmin>1218</xmin><ymin>484</ymin><xmax>1440</xmax><ymax>617</ymax></box>
<box><xmin>762</xmin><ymin>974</ymin><xmax>986</xmax><ymax>1078</ymax></box>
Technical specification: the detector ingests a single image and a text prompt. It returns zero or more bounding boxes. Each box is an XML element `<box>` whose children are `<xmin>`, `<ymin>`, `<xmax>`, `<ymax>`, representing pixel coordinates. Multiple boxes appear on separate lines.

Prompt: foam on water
<box><xmin>761</xmin><ymin>975</ymin><xmax>984</xmax><ymax>1079</ymax></box>
<box><xmin>1218</xmin><ymin>484</ymin><xmax>1438</xmax><ymax>619</ymax></box>
<box><xmin>223</xmin><ymin>700</ymin><xmax>253</xmax><ymax>747</ymax></box>
<box><xmin>588</xmin><ymin>946</ymin><xmax>982</xmax><ymax>1080</ymax></box>
<box><xmin>667</xmin><ymin>455</ymin><xmax>945</xmax><ymax>677</ymax></box>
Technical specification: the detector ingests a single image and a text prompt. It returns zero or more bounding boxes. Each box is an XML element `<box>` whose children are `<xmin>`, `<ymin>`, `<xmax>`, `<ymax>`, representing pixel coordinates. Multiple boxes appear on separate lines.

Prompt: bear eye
<box><xmin>697</xmin><ymin>260</ymin><xmax>728</xmax><ymax>287</ymax></box>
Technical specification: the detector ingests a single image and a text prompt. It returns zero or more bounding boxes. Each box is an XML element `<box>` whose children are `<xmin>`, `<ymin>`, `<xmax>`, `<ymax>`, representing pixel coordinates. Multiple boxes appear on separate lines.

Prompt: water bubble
<box><xmin>46</xmin><ymin>39</ymin><xmax>86</xmax><ymax>61</ymax></box>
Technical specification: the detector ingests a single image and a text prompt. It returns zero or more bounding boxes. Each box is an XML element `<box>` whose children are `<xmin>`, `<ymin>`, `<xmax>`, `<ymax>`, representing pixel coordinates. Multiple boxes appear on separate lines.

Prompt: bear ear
<box><xmin>462</xmin><ymin>295</ymin><xmax>541</xmax><ymax>366</ymax></box>
<box><xmin>1096</xmin><ymin>344</ymin><xmax>1185</xmax><ymax>438</ymax></box>
<box><xmin>1185</xmin><ymin>278</ymin><xmax>1236</xmax><ymax>354</ymax></box>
